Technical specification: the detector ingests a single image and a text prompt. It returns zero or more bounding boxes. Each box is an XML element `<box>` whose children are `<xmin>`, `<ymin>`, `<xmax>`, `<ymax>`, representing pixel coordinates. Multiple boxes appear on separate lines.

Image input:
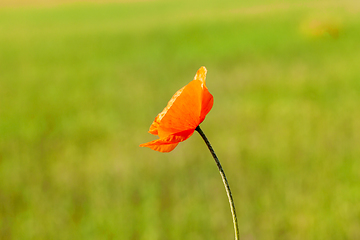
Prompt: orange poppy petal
<box><xmin>200</xmin><ymin>87</ymin><xmax>214</xmax><ymax>124</ymax></box>
<box><xmin>195</xmin><ymin>66</ymin><xmax>213</xmax><ymax>124</ymax></box>
<box><xmin>149</xmin><ymin>66</ymin><xmax>212</xmax><ymax>138</ymax></box>
<box><xmin>157</xmin><ymin>76</ymin><xmax>212</xmax><ymax>135</ymax></box>
<box><xmin>158</xmin><ymin>81</ymin><xmax>201</xmax><ymax>136</ymax></box>
<box><xmin>148</xmin><ymin>86</ymin><xmax>186</xmax><ymax>136</ymax></box>
<box><xmin>143</xmin><ymin>143</ymin><xmax>179</xmax><ymax>153</ymax></box>
<box><xmin>139</xmin><ymin>129</ymin><xmax>195</xmax><ymax>152</ymax></box>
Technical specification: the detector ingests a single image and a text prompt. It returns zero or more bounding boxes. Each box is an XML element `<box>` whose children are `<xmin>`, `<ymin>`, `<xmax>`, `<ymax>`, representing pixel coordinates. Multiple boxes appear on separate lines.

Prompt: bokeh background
<box><xmin>1</xmin><ymin>0</ymin><xmax>360</xmax><ymax>239</ymax></box>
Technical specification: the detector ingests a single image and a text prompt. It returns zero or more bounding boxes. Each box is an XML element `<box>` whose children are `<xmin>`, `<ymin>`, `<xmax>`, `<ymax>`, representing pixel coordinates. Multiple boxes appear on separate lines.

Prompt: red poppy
<box><xmin>140</xmin><ymin>66</ymin><xmax>213</xmax><ymax>152</ymax></box>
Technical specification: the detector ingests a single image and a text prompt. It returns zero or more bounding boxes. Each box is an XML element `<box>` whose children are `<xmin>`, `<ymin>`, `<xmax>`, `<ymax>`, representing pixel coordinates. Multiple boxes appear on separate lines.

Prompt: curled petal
<box><xmin>140</xmin><ymin>129</ymin><xmax>195</xmax><ymax>152</ymax></box>
<box><xmin>144</xmin><ymin>143</ymin><xmax>179</xmax><ymax>153</ymax></box>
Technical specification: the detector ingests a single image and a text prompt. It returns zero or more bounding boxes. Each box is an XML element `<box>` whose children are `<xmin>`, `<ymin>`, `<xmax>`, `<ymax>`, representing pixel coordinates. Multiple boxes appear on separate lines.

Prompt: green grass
<box><xmin>1</xmin><ymin>1</ymin><xmax>360</xmax><ymax>239</ymax></box>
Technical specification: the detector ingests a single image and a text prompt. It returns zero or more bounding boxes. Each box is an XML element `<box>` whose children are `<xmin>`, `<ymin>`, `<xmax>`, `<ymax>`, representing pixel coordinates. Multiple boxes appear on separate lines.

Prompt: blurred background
<box><xmin>1</xmin><ymin>0</ymin><xmax>359</xmax><ymax>239</ymax></box>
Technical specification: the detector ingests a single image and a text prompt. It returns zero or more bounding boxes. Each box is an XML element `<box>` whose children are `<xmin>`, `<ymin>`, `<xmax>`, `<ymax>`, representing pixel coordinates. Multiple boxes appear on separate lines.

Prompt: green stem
<box><xmin>195</xmin><ymin>125</ymin><xmax>240</xmax><ymax>240</ymax></box>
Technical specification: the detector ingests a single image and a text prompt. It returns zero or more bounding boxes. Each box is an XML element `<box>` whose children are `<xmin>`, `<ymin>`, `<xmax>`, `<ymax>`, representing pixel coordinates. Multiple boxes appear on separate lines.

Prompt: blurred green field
<box><xmin>1</xmin><ymin>0</ymin><xmax>360</xmax><ymax>239</ymax></box>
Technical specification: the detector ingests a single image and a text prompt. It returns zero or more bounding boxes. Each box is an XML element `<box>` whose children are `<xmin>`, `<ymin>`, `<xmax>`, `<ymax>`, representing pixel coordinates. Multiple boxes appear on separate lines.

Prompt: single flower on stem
<box><xmin>140</xmin><ymin>66</ymin><xmax>213</xmax><ymax>152</ymax></box>
<box><xmin>140</xmin><ymin>66</ymin><xmax>240</xmax><ymax>240</ymax></box>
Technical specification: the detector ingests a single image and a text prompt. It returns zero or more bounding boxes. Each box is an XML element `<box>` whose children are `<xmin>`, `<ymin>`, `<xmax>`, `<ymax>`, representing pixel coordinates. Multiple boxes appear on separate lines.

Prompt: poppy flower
<box><xmin>140</xmin><ymin>66</ymin><xmax>214</xmax><ymax>152</ymax></box>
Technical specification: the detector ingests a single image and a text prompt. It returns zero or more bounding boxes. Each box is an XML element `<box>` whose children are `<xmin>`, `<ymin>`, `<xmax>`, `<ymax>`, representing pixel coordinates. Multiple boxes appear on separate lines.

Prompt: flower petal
<box><xmin>156</xmin><ymin>80</ymin><xmax>202</xmax><ymax>137</ymax></box>
<box><xmin>148</xmin><ymin>86</ymin><xmax>185</xmax><ymax>136</ymax></box>
<box><xmin>200</xmin><ymin>87</ymin><xmax>214</xmax><ymax>124</ymax></box>
<box><xmin>194</xmin><ymin>66</ymin><xmax>214</xmax><ymax>124</ymax></box>
<box><xmin>144</xmin><ymin>143</ymin><xmax>179</xmax><ymax>153</ymax></box>
<box><xmin>139</xmin><ymin>129</ymin><xmax>195</xmax><ymax>152</ymax></box>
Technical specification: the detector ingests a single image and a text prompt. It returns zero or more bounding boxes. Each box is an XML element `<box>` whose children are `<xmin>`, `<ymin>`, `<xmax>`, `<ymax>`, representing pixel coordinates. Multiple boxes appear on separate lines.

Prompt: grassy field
<box><xmin>1</xmin><ymin>0</ymin><xmax>360</xmax><ymax>239</ymax></box>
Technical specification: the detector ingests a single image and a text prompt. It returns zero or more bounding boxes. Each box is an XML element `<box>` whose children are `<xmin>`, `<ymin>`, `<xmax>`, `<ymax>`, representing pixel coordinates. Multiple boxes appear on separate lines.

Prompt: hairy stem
<box><xmin>195</xmin><ymin>125</ymin><xmax>239</xmax><ymax>240</ymax></box>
